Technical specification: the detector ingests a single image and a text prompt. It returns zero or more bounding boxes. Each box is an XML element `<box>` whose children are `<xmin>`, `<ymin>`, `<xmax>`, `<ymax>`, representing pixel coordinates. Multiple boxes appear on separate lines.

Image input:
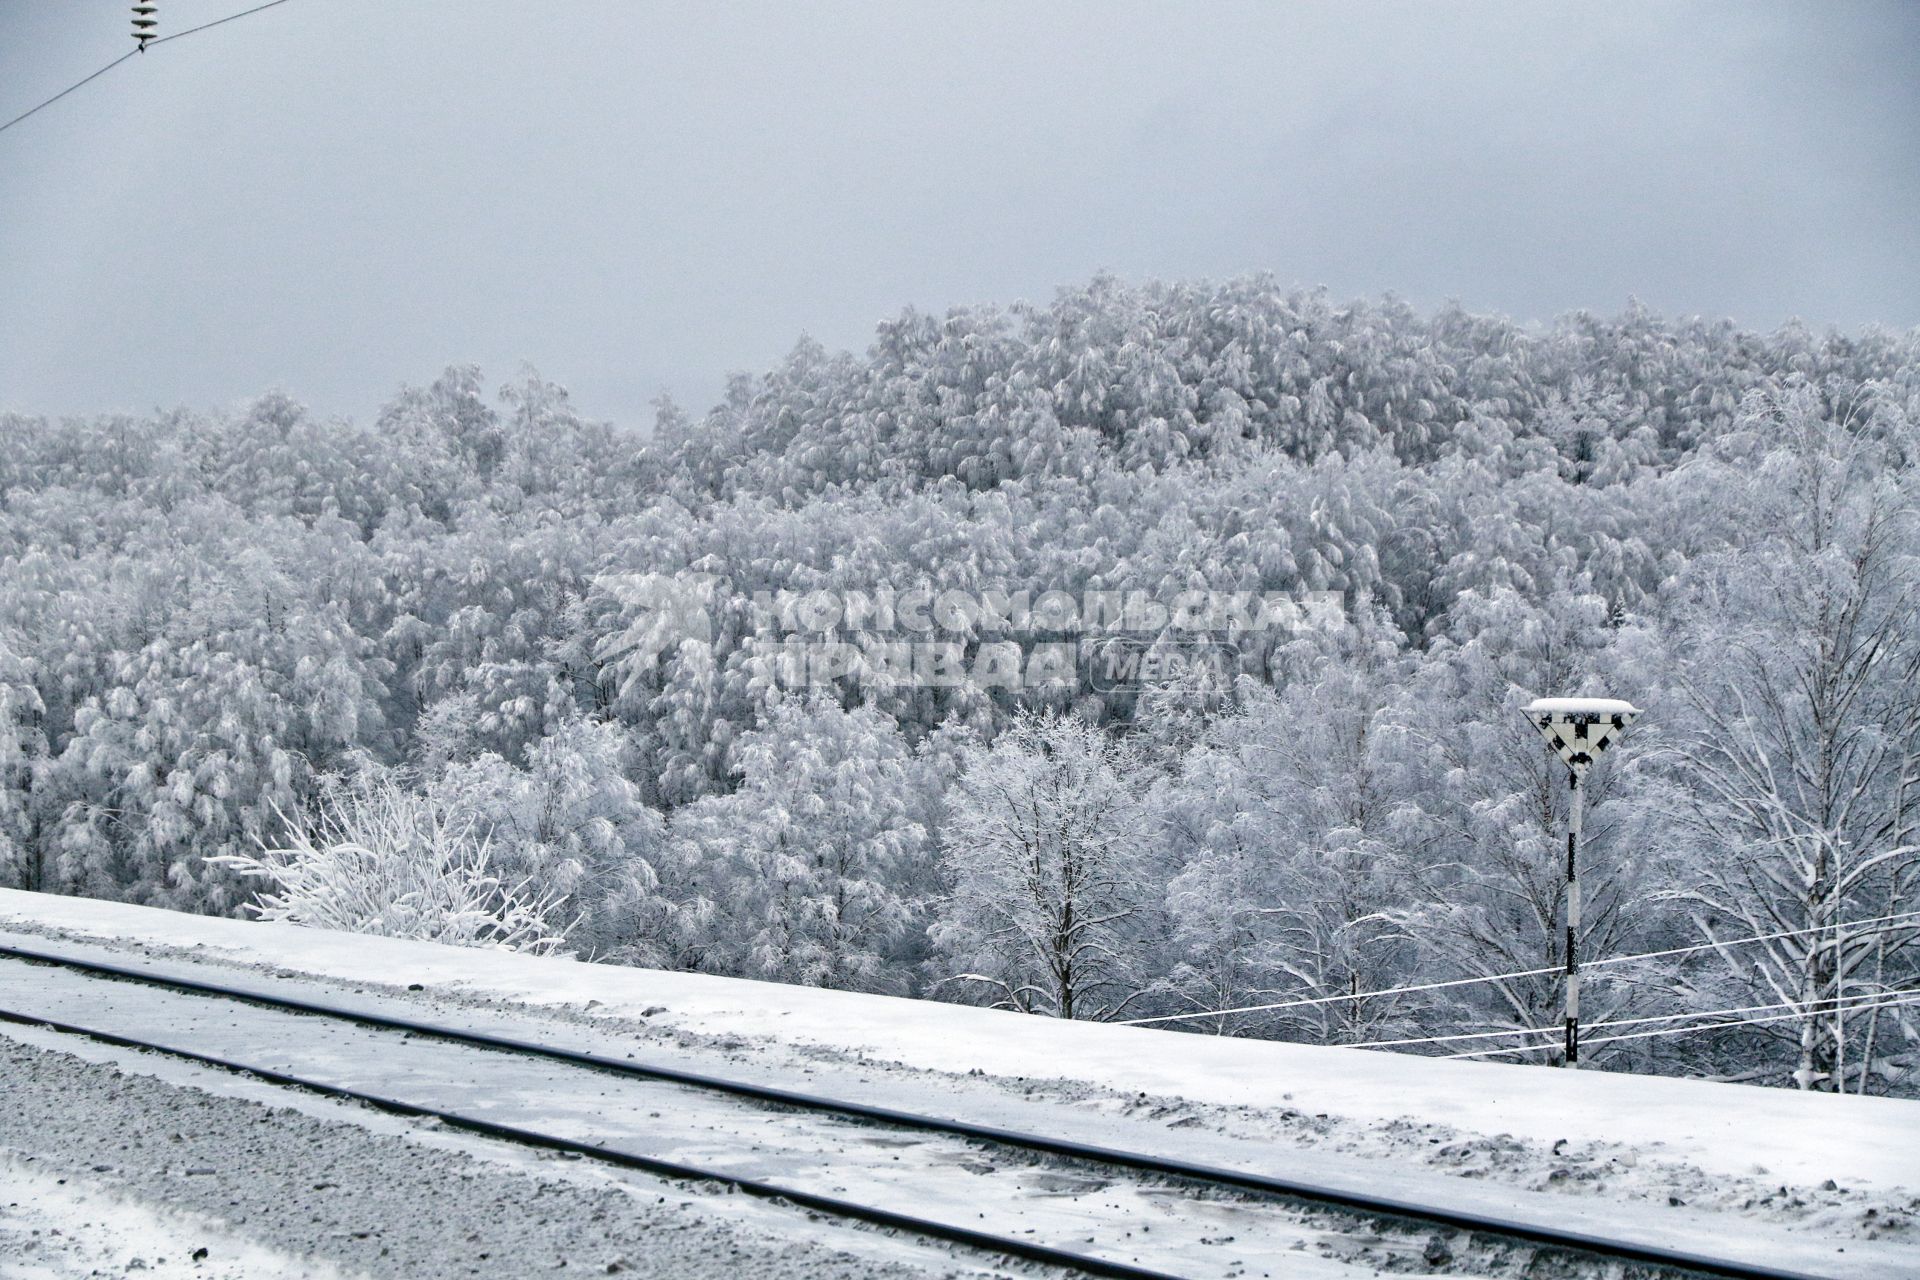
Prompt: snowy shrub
<box><xmin>216</xmin><ymin>778</ymin><xmax>573</xmax><ymax>955</ymax></box>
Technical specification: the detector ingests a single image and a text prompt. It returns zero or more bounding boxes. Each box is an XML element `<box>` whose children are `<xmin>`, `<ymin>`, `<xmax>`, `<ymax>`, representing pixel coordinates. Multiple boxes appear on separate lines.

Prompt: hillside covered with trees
<box><xmin>3</xmin><ymin>276</ymin><xmax>1916</xmax><ymax>1093</ymax></box>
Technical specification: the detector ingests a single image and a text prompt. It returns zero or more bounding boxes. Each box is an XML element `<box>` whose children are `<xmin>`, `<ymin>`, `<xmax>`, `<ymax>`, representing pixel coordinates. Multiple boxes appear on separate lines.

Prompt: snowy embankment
<box><xmin>1</xmin><ymin>888</ymin><xmax>1914</xmax><ymax>1276</ymax></box>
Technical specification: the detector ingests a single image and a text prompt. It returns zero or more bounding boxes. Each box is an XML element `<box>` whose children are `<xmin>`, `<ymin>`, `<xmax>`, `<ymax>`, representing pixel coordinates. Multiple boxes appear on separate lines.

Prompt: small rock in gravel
<box><xmin>1422</xmin><ymin>1235</ymin><xmax>1454</xmax><ymax>1266</ymax></box>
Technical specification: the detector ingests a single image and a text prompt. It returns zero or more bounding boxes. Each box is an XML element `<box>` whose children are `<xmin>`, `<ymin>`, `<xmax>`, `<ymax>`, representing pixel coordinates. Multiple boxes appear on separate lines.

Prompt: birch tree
<box><xmin>933</xmin><ymin>711</ymin><xmax>1153</xmax><ymax>1019</ymax></box>
<box><xmin>1659</xmin><ymin>390</ymin><xmax>1920</xmax><ymax>1091</ymax></box>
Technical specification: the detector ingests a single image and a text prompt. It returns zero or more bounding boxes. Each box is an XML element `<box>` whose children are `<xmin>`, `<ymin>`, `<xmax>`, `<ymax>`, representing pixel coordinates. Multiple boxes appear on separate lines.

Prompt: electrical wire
<box><xmin>0</xmin><ymin>0</ymin><xmax>298</xmax><ymax>139</ymax></box>
<box><xmin>1581</xmin><ymin>990</ymin><xmax>1920</xmax><ymax>1050</ymax></box>
<box><xmin>1440</xmin><ymin>988</ymin><xmax>1920</xmax><ymax>1060</ymax></box>
<box><xmin>1118</xmin><ymin>907</ymin><xmax>1920</xmax><ymax>1028</ymax></box>
<box><xmin>149</xmin><ymin>0</ymin><xmax>297</xmax><ymax>47</ymax></box>
<box><xmin>1118</xmin><ymin>962</ymin><xmax>1572</xmax><ymax>1026</ymax></box>
<box><xmin>1346</xmin><ymin>1023</ymin><xmax>1564</xmax><ymax>1051</ymax></box>
<box><xmin>0</xmin><ymin>50</ymin><xmax>138</xmax><ymax>137</ymax></box>
<box><xmin>1589</xmin><ymin>990</ymin><xmax>1913</xmax><ymax>1034</ymax></box>
<box><xmin>1343</xmin><ymin>979</ymin><xmax>1920</xmax><ymax>1052</ymax></box>
<box><xmin>1581</xmin><ymin>908</ymin><xmax>1920</xmax><ymax>974</ymax></box>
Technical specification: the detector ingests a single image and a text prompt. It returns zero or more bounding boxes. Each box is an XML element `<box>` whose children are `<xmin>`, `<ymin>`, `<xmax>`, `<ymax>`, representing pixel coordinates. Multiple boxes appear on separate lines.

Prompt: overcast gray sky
<box><xmin>2</xmin><ymin>1</ymin><xmax>1916</xmax><ymax>430</ymax></box>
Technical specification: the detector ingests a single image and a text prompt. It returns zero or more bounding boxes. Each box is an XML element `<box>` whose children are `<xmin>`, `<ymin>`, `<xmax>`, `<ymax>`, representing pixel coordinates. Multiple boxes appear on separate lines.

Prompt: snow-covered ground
<box><xmin>0</xmin><ymin>968</ymin><xmax>1457</xmax><ymax>1280</ymax></box>
<box><xmin>1</xmin><ymin>1149</ymin><xmax>356</xmax><ymax>1280</ymax></box>
<box><xmin>1</xmin><ymin>888</ymin><xmax>1914</xmax><ymax>1278</ymax></box>
<box><xmin>0</xmin><ymin>1026</ymin><xmax>978</xmax><ymax>1280</ymax></box>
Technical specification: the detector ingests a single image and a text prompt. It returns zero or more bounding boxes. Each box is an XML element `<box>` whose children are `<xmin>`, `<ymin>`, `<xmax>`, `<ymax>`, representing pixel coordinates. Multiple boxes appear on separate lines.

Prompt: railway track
<box><xmin>0</xmin><ymin>940</ymin><xmax>1840</xmax><ymax>1280</ymax></box>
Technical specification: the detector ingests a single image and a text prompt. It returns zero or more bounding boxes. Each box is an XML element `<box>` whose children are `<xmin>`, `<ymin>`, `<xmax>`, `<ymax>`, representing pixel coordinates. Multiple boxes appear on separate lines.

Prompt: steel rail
<box><xmin>0</xmin><ymin>941</ymin><xmax>1835</xmax><ymax>1280</ymax></box>
<box><xmin>0</xmin><ymin>1000</ymin><xmax>1184</xmax><ymax>1280</ymax></box>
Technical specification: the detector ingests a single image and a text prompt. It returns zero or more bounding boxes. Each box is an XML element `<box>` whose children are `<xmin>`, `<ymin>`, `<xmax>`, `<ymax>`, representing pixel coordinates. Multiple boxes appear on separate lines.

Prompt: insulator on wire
<box><xmin>133</xmin><ymin>3</ymin><xmax>159</xmax><ymax>50</ymax></box>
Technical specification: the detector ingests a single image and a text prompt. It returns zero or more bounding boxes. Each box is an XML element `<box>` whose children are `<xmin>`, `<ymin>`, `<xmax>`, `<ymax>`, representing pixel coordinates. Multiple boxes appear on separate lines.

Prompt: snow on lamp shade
<box><xmin>1524</xmin><ymin>697</ymin><xmax>1638</xmax><ymax>774</ymax></box>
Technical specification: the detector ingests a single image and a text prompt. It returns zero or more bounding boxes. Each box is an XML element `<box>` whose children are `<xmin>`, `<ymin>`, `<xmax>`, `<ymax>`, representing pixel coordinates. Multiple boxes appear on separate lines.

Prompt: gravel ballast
<box><xmin>0</xmin><ymin>1032</ymin><xmax>988</xmax><ymax>1280</ymax></box>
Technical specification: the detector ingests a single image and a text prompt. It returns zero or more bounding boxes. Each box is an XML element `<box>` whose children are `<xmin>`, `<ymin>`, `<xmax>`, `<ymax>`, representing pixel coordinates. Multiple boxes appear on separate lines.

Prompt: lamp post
<box><xmin>1523</xmin><ymin>697</ymin><xmax>1638</xmax><ymax>1068</ymax></box>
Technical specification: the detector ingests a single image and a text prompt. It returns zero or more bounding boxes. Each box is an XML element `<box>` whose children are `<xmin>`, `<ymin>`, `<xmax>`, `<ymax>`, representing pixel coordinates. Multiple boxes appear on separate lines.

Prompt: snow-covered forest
<box><xmin>3</xmin><ymin>276</ymin><xmax>1916</xmax><ymax>1094</ymax></box>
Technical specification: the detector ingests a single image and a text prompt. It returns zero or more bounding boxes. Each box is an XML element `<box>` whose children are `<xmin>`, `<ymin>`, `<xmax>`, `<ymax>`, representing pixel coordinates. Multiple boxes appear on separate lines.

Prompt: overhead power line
<box><xmin>151</xmin><ymin>0</ymin><xmax>298</xmax><ymax>48</ymax></box>
<box><xmin>1348</xmin><ymin>986</ymin><xmax>1920</xmax><ymax>1053</ymax></box>
<box><xmin>1580</xmin><ymin>989</ymin><xmax>1920</xmax><ymax>1051</ymax></box>
<box><xmin>1440</xmin><ymin>988</ymin><xmax>1920</xmax><ymax>1061</ymax></box>
<box><xmin>0</xmin><ymin>0</ymin><xmax>298</xmax><ymax>139</ymax></box>
<box><xmin>0</xmin><ymin>49</ymin><xmax>139</xmax><ymax>137</ymax></box>
<box><xmin>1580</xmin><ymin>908</ymin><xmax>1920</xmax><ymax>973</ymax></box>
<box><xmin>1118</xmin><ymin>906</ymin><xmax>1920</xmax><ymax>1029</ymax></box>
<box><xmin>1119</xmin><ymin>961</ymin><xmax>1572</xmax><ymax>1028</ymax></box>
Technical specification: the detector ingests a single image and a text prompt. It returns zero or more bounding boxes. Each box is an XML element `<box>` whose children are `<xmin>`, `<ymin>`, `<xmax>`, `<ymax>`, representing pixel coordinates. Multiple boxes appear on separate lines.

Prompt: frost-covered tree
<box><xmin>1657</xmin><ymin>390</ymin><xmax>1920</xmax><ymax>1091</ymax></box>
<box><xmin>431</xmin><ymin>717</ymin><xmax>667</xmax><ymax>961</ymax></box>
<box><xmin>0</xmin><ymin>630</ymin><xmax>47</xmax><ymax>890</ymax></box>
<box><xmin>1154</xmin><ymin>627</ymin><xmax>1416</xmax><ymax>1042</ymax></box>
<box><xmin>934</xmin><ymin>711</ymin><xmax>1154</xmax><ymax>1019</ymax></box>
<box><xmin>41</xmin><ymin>546</ymin><xmax>387</xmax><ymax>911</ymax></box>
<box><xmin>670</xmin><ymin>696</ymin><xmax>928</xmax><ymax>991</ymax></box>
